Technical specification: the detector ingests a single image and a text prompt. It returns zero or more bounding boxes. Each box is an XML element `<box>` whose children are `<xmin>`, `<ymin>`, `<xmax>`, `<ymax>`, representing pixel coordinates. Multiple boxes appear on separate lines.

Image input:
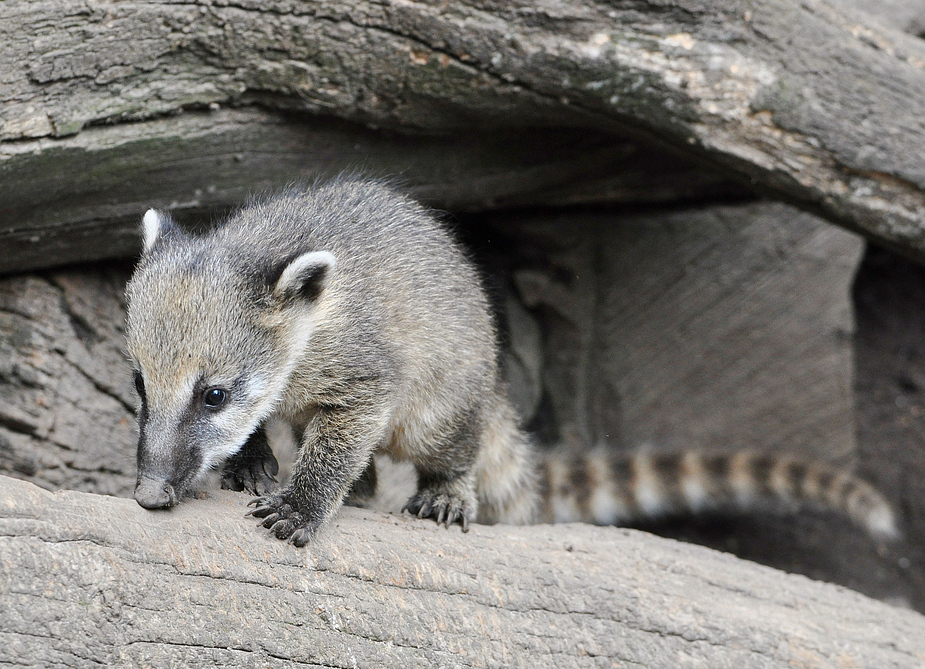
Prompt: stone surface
<box><xmin>2</xmin><ymin>474</ymin><xmax>924</xmax><ymax>668</ymax></box>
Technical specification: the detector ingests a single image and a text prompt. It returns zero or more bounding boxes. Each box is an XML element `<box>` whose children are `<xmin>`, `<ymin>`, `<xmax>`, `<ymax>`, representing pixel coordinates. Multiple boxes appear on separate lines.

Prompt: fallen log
<box><xmin>3</xmin><ymin>1</ymin><xmax>925</xmax><ymax>272</ymax></box>
<box><xmin>1</xmin><ymin>474</ymin><xmax>923</xmax><ymax>668</ymax></box>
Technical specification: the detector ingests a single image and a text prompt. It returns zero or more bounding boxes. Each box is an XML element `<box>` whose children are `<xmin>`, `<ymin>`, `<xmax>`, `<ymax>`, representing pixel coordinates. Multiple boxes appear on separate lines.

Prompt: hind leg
<box><xmin>400</xmin><ymin>407</ymin><xmax>482</xmax><ymax>531</ymax></box>
<box><xmin>403</xmin><ymin>470</ymin><xmax>478</xmax><ymax>531</ymax></box>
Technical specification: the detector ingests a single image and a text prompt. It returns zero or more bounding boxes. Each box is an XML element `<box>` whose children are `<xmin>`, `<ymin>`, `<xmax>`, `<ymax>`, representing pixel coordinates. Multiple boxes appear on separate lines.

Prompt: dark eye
<box><xmin>203</xmin><ymin>387</ymin><xmax>228</xmax><ymax>408</ymax></box>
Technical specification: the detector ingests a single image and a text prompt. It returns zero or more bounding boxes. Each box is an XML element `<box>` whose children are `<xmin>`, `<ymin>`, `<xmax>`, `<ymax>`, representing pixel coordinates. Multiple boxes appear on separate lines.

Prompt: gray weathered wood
<box><xmin>1</xmin><ymin>474</ymin><xmax>923</xmax><ymax>668</ymax></box>
<box><xmin>505</xmin><ymin>202</ymin><xmax>864</xmax><ymax>461</ymax></box>
<box><xmin>0</xmin><ymin>266</ymin><xmax>136</xmax><ymax>497</ymax></box>
<box><xmin>0</xmin><ymin>107</ymin><xmax>737</xmax><ymax>274</ymax></box>
<box><xmin>2</xmin><ymin>1</ymin><xmax>925</xmax><ymax>272</ymax></box>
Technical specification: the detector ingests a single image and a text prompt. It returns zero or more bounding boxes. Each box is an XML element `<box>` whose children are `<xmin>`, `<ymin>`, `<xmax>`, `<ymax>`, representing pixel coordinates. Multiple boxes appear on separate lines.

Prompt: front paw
<box><xmin>222</xmin><ymin>453</ymin><xmax>279</xmax><ymax>496</ymax></box>
<box><xmin>247</xmin><ymin>494</ymin><xmax>321</xmax><ymax>547</ymax></box>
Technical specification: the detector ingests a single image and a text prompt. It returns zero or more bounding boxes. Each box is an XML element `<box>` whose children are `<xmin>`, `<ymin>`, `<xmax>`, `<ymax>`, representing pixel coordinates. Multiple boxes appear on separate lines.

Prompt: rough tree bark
<box><xmin>2</xmin><ymin>474</ymin><xmax>924</xmax><ymax>669</ymax></box>
<box><xmin>3</xmin><ymin>0</ymin><xmax>925</xmax><ymax>272</ymax></box>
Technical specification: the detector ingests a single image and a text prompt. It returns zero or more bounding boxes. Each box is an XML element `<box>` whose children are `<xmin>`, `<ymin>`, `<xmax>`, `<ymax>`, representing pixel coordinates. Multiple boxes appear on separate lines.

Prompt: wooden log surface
<box><xmin>497</xmin><ymin>202</ymin><xmax>864</xmax><ymax>460</ymax></box>
<box><xmin>3</xmin><ymin>1</ymin><xmax>925</xmax><ymax>272</ymax></box>
<box><xmin>0</xmin><ymin>108</ymin><xmax>739</xmax><ymax>274</ymax></box>
<box><xmin>1</xmin><ymin>474</ymin><xmax>924</xmax><ymax>668</ymax></box>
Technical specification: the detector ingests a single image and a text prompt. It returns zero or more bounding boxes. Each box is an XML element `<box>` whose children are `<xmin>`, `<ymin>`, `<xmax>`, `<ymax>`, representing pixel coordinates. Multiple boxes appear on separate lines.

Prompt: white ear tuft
<box><xmin>142</xmin><ymin>209</ymin><xmax>167</xmax><ymax>253</ymax></box>
<box><xmin>274</xmin><ymin>251</ymin><xmax>337</xmax><ymax>301</ymax></box>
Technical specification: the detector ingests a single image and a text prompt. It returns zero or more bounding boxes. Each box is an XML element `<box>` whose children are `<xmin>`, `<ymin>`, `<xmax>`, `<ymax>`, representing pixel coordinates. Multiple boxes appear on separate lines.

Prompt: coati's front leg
<box><xmin>221</xmin><ymin>425</ymin><xmax>279</xmax><ymax>496</ymax></box>
<box><xmin>248</xmin><ymin>403</ymin><xmax>389</xmax><ymax>546</ymax></box>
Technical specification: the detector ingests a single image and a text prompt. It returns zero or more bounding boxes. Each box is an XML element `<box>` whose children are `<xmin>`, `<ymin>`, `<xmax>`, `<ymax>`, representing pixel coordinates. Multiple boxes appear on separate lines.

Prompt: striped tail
<box><xmin>537</xmin><ymin>449</ymin><xmax>899</xmax><ymax>541</ymax></box>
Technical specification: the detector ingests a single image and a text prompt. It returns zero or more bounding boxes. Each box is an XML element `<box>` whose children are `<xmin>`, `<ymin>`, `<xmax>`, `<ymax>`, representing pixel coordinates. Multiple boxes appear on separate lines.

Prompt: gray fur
<box><xmin>126</xmin><ymin>179</ymin><xmax>537</xmax><ymax>544</ymax></box>
<box><xmin>125</xmin><ymin>178</ymin><xmax>896</xmax><ymax>546</ymax></box>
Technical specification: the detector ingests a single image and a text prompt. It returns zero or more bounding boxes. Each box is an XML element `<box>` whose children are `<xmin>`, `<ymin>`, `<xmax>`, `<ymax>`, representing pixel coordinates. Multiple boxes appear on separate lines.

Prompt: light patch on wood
<box><xmin>664</xmin><ymin>33</ymin><xmax>695</xmax><ymax>50</ymax></box>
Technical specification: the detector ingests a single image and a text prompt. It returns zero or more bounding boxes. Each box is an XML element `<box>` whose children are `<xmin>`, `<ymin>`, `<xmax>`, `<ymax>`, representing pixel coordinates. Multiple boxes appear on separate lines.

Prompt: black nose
<box><xmin>134</xmin><ymin>476</ymin><xmax>177</xmax><ymax>509</ymax></box>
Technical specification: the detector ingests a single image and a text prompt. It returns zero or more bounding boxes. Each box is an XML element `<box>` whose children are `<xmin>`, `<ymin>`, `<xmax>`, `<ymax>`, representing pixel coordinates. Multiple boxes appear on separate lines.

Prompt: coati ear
<box><xmin>141</xmin><ymin>209</ymin><xmax>177</xmax><ymax>253</ymax></box>
<box><xmin>272</xmin><ymin>251</ymin><xmax>336</xmax><ymax>302</ymax></box>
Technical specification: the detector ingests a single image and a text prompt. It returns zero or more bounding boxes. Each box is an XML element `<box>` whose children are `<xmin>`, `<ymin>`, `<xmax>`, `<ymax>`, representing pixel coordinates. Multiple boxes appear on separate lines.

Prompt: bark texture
<box><xmin>3</xmin><ymin>0</ymin><xmax>925</xmax><ymax>272</ymax></box>
<box><xmin>2</xmin><ymin>474</ymin><xmax>924</xmax><ymax>669</ymax></box>
<box><xmin>0</xmin><ymin>109</ymin><xmax>739</xmax><ymax>274</ymax></box>
<box><xmin>0</xmin><ymin>265</ymin><xmax>137</xmax><ymax>497</ymax></box>
<box><xmin>492</xmin><ymin>202</ymin><xmax>863</xmax><ymax>460</ymax></box>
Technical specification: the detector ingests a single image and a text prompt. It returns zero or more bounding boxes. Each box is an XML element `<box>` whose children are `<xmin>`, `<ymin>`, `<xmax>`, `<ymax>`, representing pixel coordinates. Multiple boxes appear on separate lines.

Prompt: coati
<box><xmin>125</xmin><ymin>178</ymin><xmax>898</xmax><ymax>546</ymax></box>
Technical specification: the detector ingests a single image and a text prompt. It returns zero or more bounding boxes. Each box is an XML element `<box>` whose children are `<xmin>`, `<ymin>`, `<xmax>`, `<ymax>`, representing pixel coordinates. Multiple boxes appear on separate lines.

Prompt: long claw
<box><xmin>260</xmin><ymin>513</ymin><xmax>280</xmax><ymax>528</ymax></box>
<box><xmin>290</xmin><ymin>529</ymin><xmax>310</xmax><ymax>547</ymax></box>
<box><xmin>247</xmin><ymin>498</ymin><xmax>263</xmax><ymax>507</ymax></box>
<box><xmin>270</xmin><ymin>519</ymin><xmax>292</xmax><ymax>539</ymax></box>
<box><xmin>461</xmin><ymin>516</ymin><xmax>470</xmax><ymax>533</ymax></box>
<box><xmin>436</xmin><ymin>506</ymin><xmax>447</xmax><ymax>525</ymax></box>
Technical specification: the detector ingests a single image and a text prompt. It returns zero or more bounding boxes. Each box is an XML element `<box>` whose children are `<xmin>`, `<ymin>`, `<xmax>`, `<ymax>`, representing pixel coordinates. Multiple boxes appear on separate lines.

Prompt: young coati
<box><xmin>125</xmin><ymin>178</ymin><xmax>898</xmax><ymax>546</ymax></box>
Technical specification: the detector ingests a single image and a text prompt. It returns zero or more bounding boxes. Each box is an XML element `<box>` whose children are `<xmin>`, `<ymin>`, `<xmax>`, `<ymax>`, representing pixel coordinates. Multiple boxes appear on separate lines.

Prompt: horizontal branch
<box><xmin>2</xmin><ymin>1</ymin><xmax>925</xmax><ymax>271</ymax></box>
<box><xmin>1</xmin><ymin>475</ymin><xmax>924</xmax><ymax>667</ymax></box>
<box><xmin>0</xmin><ymin>107</ymin><xmax>739</xmax><ymax>274</ymax></box>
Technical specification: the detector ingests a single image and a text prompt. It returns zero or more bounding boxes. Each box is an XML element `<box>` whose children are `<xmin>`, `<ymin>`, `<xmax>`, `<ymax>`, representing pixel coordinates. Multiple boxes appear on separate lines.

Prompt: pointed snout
<box><xmin>134</xmin><ymin>475</ymin><xmax>178</xmax><ymax>509</ymax></box>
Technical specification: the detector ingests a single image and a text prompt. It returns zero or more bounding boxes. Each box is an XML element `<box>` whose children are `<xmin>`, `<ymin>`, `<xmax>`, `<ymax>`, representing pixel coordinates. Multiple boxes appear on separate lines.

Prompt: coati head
<box><xmin>125</xmin><ymin>209</ymin><xmax>334</xmax><ymax>509</ymax></box>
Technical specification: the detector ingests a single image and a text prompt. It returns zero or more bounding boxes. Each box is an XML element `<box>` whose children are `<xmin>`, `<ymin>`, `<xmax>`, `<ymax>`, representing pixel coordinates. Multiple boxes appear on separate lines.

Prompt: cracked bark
<box><xmin>3</xmin><ymin>0</ymin><xmax>925</xmax><ymax>272</ymax></box>
<box><xmin>1</xmin><ymin>474</ymin><xmax>924</xmax><ymax>668</ymax></box>
<box><xmin>0</xmin><ymin>264</ymin><xmax>136</xmax><ymax>497</ymax></box>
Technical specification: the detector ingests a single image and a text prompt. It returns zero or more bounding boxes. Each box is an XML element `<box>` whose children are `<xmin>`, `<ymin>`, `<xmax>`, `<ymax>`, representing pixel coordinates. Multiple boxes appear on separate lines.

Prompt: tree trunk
<box><xmin>1</xmin><ymin>474</ymin><xmax>923</xmax><ymax>668</ymax></box>
<box><xmin>3</xmin><ymin>1</ymin><xmax>925</xmax><ymax>272</ymax></box>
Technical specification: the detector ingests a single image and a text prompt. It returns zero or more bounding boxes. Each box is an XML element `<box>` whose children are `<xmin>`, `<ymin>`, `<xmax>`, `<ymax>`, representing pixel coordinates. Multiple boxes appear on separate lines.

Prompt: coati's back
<box><xmin>216</xmin><ymin>181</ymin><xmax>501</xmax><ymax>445</ymax></box>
